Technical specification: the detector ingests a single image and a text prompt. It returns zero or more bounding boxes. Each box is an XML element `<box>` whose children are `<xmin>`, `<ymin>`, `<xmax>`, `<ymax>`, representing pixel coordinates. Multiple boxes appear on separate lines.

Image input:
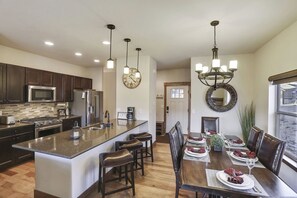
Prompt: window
<box><xmin>170</xmin><ymin>88</ymin><xmax>184</xmax><ymax>99</ymax></box>
<box><xmin>276</xmin><ymin>82</ymin><xmax>297</xmax><ymax>162</ymax></box>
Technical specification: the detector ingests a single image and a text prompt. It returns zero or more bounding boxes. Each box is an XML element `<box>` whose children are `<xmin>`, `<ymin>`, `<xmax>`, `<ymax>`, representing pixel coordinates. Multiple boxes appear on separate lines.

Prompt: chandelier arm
<box><xmin>224</xmin><ymin>77</ymin><xmax>233</xmax><ymax>85</ymax></box>
<box><xmin>198</xmin><ymin>77</ymin><xmax>209</xmax><ymax>87</ymax></box>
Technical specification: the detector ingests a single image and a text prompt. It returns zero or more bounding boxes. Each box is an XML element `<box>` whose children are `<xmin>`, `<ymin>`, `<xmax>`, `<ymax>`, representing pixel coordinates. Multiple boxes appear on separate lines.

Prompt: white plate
<box><xmin>216</xmin><ymin>171</ymin><xmax>254</xmax><ymax>190</ymax></box>
<box><xmin>187</xmin><ymin>138</ymin><xmax>206</xmax><ymax>144</ymax></box>
<box><xmin>185</xmin><ymin>148</ymin><xmax>208</xmax><ymax>158</ymax></box>
<box><xmin>230</xmin><ymin>152</ymin><xmax>258</xmax><ymax>163</ymax></box>
<box><xmin>229</xmin><ymin>142</ymin><xmax>245</xmax><ymax>147</ymax></box>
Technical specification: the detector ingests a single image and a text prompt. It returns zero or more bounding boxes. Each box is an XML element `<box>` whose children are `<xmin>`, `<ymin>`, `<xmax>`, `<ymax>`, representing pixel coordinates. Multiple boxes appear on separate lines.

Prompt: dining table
<box><xmin>181</xmin><ymin>133</ymin><xmax>297</xmax><ymax>197</ymax></box>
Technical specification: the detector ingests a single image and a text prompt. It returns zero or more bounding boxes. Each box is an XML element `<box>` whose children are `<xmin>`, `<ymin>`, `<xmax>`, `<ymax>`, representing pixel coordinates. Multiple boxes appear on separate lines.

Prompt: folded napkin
<box><xmin>227</xmin><ymin>176</ymin><xmax>244</xmax><ymax>184</ymax></box>
<box><xmin>224</xmin><ymin>167</ymin><xmax>243</xmax><ymax>177</ymax></box>
<box><xmin>188</xmin><ymin>135</ymin><xmax>203</xmax><ymax>141</ymax></box>
<box><xmin>209</xmin><ymin>130</ymin><xmax>217</xmax><ymax>135</ymax></box>
<box><xmin>231</xmin><ymin>139</ymin><xmax>243</xmax><ymax>144</ymax></box>
<box><xmin>233</xmin><ymin>150</ymin><xmax>256</xmax><ymax>158</ymax></box>
<box><xmin>187</xmin><ymin>146</ymin><xmax>206</xmax><ymax>153</ymax></box>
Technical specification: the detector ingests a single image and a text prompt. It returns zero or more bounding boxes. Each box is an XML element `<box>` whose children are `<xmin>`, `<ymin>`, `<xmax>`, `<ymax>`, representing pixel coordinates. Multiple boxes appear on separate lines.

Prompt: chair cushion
<box><xmin>130</xmin><ymin>132</ymin><xmax>152</xmax><ymax>141</ymax></box>
<box><xmin>100</xmin><ymin>149</ymin><xmax>133</xmax><ymax>168</ymax></box>
<box><xmin>116</xmin><ymin>139</ymin><xmax>143</xmax><ymax>151</ymax></box>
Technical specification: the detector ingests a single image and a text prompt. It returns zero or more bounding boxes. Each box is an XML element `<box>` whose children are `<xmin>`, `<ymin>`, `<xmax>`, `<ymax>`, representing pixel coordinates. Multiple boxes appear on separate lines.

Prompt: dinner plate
<box><xmin>185</xmin><ymin>148</ymin><xmax>208</xmax><ymax>158</ymax></box>
<box><xmin>230</xmin><ymin>152</ymin><xmax>258</xmax><ymax>162</ymax></box>
<box><xmin>229</xmin><ymin>142</ymin><xmax>245</xmax><ymax>147</ymax></box>
<box><xmin>187</xmin><ymin>138</ymin><xmax>206</xmax><ymax>144</ymax></box>
<box><xmin>216</xmin><ymin>171</ymin><xmax>254</xmax><ymax>190</ymax></box>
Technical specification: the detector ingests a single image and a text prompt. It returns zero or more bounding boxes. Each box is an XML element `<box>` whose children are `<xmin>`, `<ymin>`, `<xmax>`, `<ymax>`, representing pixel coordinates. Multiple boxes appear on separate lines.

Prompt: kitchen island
<box><xmin>13</xmin><ymin>119</ymin><xmax>148</xmax><ymax>198</ymax></box>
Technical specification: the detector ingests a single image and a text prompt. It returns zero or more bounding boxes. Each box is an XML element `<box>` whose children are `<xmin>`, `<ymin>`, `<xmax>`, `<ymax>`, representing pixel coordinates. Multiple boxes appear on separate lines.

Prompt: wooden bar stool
<box><xmin>98</xmin><ymin>149</ymin><xmax>135</xmax><ymax>198</ymax></box>
<box><xmin>130</xmin><ymin>132</ymin><xmax>154</xmax><ymax>162</ymax></box>
<box><xmin>116</xmin><ymin>139</ymin><xmax>145</xmax><ymax>176</ymax></box>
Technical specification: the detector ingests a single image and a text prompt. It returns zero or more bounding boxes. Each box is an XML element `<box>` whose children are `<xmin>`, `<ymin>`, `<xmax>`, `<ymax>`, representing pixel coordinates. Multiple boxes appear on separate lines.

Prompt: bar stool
<box><xmin>98</xmin><ymin>149</ymin><xmax>135</xmax><ymax>198</ymax></box>
<box><xmin>116</xmin><ymin>139</ymin><xmax>144</xmax><ymax>176</ymax></box>
<box><xmin>130</xmin><ymin>132</ymin><xmax>154</xmax><ymax>162</ymax></box>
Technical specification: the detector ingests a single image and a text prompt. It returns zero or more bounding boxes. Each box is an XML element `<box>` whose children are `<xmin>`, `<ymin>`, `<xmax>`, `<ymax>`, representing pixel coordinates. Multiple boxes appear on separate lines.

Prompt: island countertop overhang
<box><xmin>12</xmin><ymin>119</ymin><xmax>148</xmax><ymax>159</ymax></box>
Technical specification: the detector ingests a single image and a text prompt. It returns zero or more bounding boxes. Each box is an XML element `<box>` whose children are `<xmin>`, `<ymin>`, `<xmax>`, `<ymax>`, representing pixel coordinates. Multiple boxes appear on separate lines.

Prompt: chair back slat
<box><xmin>168</xmin><ymin>126</ymin><xmax>182</xmax><ymax>173</ymax></box>
<box><xmin>247</xmin><ymin>126</ymin><xmax>264</xmax><ymax>154</ymax></box>
<box><xmin>175</xmin><ymin>121</ymin><xmax>184</xmax><ymax>148</ymax></box>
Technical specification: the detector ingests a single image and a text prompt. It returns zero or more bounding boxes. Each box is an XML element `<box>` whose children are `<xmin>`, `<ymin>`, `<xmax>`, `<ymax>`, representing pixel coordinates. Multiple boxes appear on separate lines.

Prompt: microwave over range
<box><xmin>27</xmin><ymin>85</ymin><xmax>56</xmax><ymax>102</ymax></box>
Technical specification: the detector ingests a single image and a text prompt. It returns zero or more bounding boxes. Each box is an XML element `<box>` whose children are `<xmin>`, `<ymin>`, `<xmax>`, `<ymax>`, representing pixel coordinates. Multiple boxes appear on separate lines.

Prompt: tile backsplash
<box><xmin>0</xmin><ymin>103</ymin><xmax>65</xmax><ymax>121</ymax></box>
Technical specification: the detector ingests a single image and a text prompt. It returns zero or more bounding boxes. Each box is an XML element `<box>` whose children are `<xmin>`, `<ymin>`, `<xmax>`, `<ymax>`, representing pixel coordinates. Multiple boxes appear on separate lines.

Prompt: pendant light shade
<box><xmin>123</xmin><ymin>38</ymin><xmax>131</xmax><ymax>74</ymax></box>
<box><xmin>106</xmin><ymin>24</ymin><xmax>115</xmax><ymax>69</ymax></box>
<box><xmin>135</xmin><ymin>48</ymin><xmax>141</xmax><ymax>79</ymax></box>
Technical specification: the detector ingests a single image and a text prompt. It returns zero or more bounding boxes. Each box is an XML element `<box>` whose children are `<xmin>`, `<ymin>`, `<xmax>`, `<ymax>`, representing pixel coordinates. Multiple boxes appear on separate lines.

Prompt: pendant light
<box><xmin>135</xmin><ymin>48</ymin><xmax>141</xmax><ymax>78</ymax></box>
<box><xmin>106</xmin><ymin>24</ymin><xmax>115</xmax><ymax>69</ymax></box>
<box><xmin>123</xmin><ymin>38</ymin><xmax>131</xmax><ymax>74</ymax></box>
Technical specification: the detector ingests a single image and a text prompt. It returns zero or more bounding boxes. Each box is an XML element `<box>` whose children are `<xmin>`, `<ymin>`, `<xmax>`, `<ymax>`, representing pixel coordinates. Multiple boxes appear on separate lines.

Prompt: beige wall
<box><xmin>190</xmin><ymin>54</ymin><xmax>255</xmax><ymax>137</ymax></box>
<box><xmin>0</xmin><ymin>45</ymin><xmax>102</xmax><ymax>89</ymax></box>
<box><xmin>102</xmin><ymin>67</ymin><xmax>116</xmax><ymax>119</ymax></box>
<box><xmin>156</xmin><ymin>68</ymin><xmax>190</xmax><ymax>121</ymax></box>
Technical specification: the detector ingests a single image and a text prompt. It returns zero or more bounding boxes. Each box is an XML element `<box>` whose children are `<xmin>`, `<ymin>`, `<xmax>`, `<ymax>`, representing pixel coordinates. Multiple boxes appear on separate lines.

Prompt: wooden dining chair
<box><xmin>201</xmin><ymin>117</ymin><xmax>219</xmax><ymax>133</ymax></box>
<box><xmin>246</xmin><ymin>126</ymin><xmax>264</xmax><ymax>154</ymax></box>
<box><xmin>175</xmin><ymin>121</ymin><xmax>185</xmax><ymax>148</ymax></box>
<box><xmin>168</xmin><ymin>126</ymin><xmax>198</xmax><ymax>198</ymax></box>
<box><xmin>257</xmin><ymin>133</ymin><xmax>286</xmax><ymax>175</ymax></box>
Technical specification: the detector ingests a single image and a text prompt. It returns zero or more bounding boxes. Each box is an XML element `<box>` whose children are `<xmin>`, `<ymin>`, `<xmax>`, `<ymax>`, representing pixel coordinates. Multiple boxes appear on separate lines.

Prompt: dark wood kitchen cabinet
<box><xmin>63</xmin><ymin>75</ymin><xmax>74</xmax><ymax>102</ymax></box>
<box><xmin>74</xmin><ymin>77</ymin><xmax>92</xmax><ymax>90</ymax></box>
<box><xmin>26</xmin><ymin>68</ymin><xmax>53</xmax><ymax>86</ymax></box>
<box><xmin>53</xmin><ymin>73</ymin><xmax>63</xmax><ymax>102</ymax></box>
<box><xmin>5</xmin><ymin>64</ymin><xmax>26</xmax><ymax>103</ymax></box>
<box><xmin>0</xmin><ymin>124</ymin><xmax>34</xmax><ymax>170</ymax></box>
<box><xmin>0</xmin><ymin>63</ymin><xmax>6</xmax><ymax>103</ymax></box>
<box><xmin>62</xmin><ymin>116</ymin><xmax>81</xmax><ymax>131</ymax></box>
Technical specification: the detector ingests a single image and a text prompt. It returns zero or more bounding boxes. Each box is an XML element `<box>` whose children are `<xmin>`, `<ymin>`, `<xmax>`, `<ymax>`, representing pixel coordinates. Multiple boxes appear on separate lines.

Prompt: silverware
<box><xmin>252</xmin><ymin>187</ymin><xmax>258</xmax><ymax>193</ymax></box>
<box><xmin>254</xmin><ymin>186</ymin><xmax>262</xmax><ymax>193</ymax></box>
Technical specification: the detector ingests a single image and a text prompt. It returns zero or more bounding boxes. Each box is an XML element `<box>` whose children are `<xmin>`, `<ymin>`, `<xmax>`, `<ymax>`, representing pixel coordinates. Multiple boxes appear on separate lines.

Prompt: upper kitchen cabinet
<box><xmin>53</xmin><ymin>73</ymin><xmax>63</xmax><ymax>102</ymax></box>
<box><xmin>0</xmin><ymin>63</ymin><xmax>6</xmax><ymax>103</ymax></box>
<box><xmin>26</xmin><ymin>68</ymin><xmax>53</xmax><ymax>86</ymax></box>
<box><xmin>62</xmin><ymin>75</ymin><xmax>74</xmax><ymax>102</ymax></box>
<box><xmin>74</xmin><ymin>76</ymin><xmax>92</xmax><ymax>90</ymax></box>
<box><xmin>5</xmin><ymin>64</ymin><xmax>26</xmax><ymax>103</ymax></box>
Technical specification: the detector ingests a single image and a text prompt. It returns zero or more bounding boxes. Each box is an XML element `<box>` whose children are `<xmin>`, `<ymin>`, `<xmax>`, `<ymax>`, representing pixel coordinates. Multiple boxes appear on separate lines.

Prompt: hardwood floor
<box><xmin>0</xmin><ymin>143</ymin><xmax>198</xmax><ymax>198</ymax></box>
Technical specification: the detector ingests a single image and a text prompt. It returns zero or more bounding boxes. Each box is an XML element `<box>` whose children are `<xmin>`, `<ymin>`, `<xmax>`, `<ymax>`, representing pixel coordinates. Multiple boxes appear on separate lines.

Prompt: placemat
<box><xmin>183</xmin><ymin>151</ymin><xmax>210</xmax><ymax>162</ymax></box>
<box><xmin>226</xmin><ymin>151</ymin><xmax>266</xmax><ymax>168</ymax></box>
<box><xmin>205</xmin><ymin>169</ymin><xmax>269</xmax><ymax>197</ymax></box>
<box><xmin>224</xmin><ymin>141</ymin><xmax>249</xmax><ymax>150</ymax></box>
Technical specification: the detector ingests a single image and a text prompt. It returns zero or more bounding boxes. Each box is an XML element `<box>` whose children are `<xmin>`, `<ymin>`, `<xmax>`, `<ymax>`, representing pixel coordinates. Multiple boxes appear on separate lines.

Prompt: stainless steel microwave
<box><xmin>27</xmin><ymin>85</ymin><xmax>56</xmax><ymax>102</ymax></box>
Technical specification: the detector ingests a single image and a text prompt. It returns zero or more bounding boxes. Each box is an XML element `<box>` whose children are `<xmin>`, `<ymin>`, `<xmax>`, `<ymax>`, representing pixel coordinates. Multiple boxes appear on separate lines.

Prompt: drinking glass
<box><xmin>246</xmin><ymin>158</ymin><xmax>256</xmax><ymax>175</ymax></box>
<box><xmin>206</xmin><ymin>144</ymin><xmax>211</xmax><ymax>153</ymax></box>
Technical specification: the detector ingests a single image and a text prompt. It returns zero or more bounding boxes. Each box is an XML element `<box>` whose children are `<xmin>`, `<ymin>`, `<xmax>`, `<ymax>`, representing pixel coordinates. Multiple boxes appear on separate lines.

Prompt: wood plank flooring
<box><xmin>0</xmin><ymin>143</ymin><xmax>198</xmax><ymax>198</ymax></box>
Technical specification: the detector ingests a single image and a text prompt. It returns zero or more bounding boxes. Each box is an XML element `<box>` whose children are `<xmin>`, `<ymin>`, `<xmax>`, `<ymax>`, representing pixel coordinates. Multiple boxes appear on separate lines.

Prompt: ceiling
<box><xmin>1</xmin><ymin>0</ymin><xmax>297</xmax><ymax>70</ymax></box>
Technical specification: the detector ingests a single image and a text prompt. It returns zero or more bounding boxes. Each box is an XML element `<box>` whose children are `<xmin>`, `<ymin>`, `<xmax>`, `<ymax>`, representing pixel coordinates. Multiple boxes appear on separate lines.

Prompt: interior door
<box><xmin>166</xmin><ymin>86</ymin><xmax>189</xmax><ymax>134</ymax></box>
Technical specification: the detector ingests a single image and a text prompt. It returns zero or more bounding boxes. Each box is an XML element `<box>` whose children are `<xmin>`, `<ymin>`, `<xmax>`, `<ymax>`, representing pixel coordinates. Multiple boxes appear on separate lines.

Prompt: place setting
<box><xmin>186</xmin><ymin>134</ymin><xmax>206</xmax><ymax>145</ymax></box>
<box><xmin>227</xmin><ymin>149</ymin><xmax>265</xmax><ymax>168</ymax></box>
<box><xmin>205</xmin><ymin>167</ymin><xmax>269</xmax><ymax>196</ymax></box>
<box><xmin>224</xmin><ymin>138</ymin><xmax>248</xmax><ymax>150</ymax></box>
<box><xmin>183</xmin><ymin>145</ymin><xmax>211</xmax><ymax>162</ymax></box>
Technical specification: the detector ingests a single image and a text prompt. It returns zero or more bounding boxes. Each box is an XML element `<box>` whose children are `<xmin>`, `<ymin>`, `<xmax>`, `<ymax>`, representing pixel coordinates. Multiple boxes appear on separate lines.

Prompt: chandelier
<box><xmin>195</xmin><ymin>20</ymin><xmax>238</xmax><ymax>90</ymax></box>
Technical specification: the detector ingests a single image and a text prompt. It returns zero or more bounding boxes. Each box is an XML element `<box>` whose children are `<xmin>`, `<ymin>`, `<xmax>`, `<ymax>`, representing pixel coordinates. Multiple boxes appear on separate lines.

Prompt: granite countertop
<box><xmin>0</xmin><ymin>122</ymin><xmax>34</xmax><ymax>130</ymax></box>
<box><xmin>13</xmin><ymin>119</ymin><xmax>147</xmax><ymax>159</ymax></box>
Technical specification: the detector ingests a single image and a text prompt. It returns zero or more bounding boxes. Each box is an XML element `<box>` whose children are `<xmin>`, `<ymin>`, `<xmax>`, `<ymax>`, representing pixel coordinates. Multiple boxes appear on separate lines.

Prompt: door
<box><xmin>166</xmin><ymin>85</ymin><xmax>189</xmax><ymax>134</ymax></box>
<box><xmin>6</xmin><ymin>64</ymin><xmax>25</xmax><ymax>103</ymax></box>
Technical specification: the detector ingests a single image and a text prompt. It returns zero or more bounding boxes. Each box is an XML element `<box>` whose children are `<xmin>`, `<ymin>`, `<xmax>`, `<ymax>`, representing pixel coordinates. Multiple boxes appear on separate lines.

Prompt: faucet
<box><xmin>104</xmin><ymin>110</ymin><xmax>111</xmax><ymax>127</ymax></box>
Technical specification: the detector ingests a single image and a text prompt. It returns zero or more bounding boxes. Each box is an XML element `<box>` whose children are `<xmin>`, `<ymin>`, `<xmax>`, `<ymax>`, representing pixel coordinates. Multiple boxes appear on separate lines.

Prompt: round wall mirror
<box><xmin>205</xmin><ymin>83</ymin><xmax>237</xmax><ymax>112</ymax></box>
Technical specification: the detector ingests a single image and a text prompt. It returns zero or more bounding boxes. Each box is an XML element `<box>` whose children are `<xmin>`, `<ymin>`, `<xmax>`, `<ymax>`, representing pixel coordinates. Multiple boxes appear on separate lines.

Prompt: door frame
<box><xmin>164</xmin><ymin>82</ymin><xmax>191</xmax><ymax>133</ymax></box>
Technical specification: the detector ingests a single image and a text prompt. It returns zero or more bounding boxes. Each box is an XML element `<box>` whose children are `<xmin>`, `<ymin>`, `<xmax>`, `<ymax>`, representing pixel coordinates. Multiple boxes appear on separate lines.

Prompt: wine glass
<box><xmin>206</xmin><ymin>144</ymin><xmax>211</xmax><ymax>153</ymax></box>
<box><xmin>246</xmin><ymin>158</ymin><xmax>256</xmax><ymax>175</ymax></box>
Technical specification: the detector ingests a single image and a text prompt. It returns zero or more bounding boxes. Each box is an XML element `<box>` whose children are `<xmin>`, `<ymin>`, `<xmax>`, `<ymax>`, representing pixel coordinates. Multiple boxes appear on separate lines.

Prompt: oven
<box><xmin>35</xmin><ymin>124</ymin><xmax>62</xmax><ymax>138</ymax></box>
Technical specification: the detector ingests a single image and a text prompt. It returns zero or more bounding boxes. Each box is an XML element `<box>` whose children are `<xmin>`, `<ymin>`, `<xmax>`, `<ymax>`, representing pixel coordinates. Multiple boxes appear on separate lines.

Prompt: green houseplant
<box><xmin>238</xmin><ymin>102</ymin><xmax>255</xmax><ymax>143</ymax></box>
<box><xmin>210</xmin><ymin>134</ymin><xmax>224</xmax><ymax>152</ymax></box>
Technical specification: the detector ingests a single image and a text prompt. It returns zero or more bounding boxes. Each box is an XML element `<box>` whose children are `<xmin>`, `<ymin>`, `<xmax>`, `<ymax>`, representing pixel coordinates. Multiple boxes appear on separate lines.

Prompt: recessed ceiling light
<box><xmin>75</xmin><ymin>52</ymin><xmax>82</xmax><ymax>56</ymax></box>
<box><xmin>102</xmin><ymin>41</ymin><xmax>110</xmax><ymax>45</ymax></box>
<box><xmin>94</xmin><ymin>59</ymin><xmax>100</xmax><ymax>63</ymax></box>
<box><xmin>44</xmin><ymin>41</ymin><xmax>54</xmax><ymax>46</ymax></box>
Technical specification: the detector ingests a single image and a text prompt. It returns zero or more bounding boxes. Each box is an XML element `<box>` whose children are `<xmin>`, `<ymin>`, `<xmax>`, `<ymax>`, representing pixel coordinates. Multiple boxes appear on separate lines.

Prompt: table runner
<box><xmin>226</xmin><ymin>151</ymin><xmax>266</xmax><ymax>168</ymax></box>
<box><xmin>205</xmin><ymin>169</ymin><xmax>269</xmax><ymax>197</ymax></box>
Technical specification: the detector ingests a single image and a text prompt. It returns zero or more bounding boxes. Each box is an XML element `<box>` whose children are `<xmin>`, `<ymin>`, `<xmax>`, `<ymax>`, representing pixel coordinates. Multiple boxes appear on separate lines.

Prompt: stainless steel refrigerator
<box><xmin>71</xmin><ymin>89</ymin><xmax>103</xmax><ymax>127</ymax></box>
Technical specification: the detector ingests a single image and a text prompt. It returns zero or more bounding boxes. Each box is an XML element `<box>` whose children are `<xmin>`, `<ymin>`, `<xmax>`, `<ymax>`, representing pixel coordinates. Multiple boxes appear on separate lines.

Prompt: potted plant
<box><xmin>210</xmin><ymin>134</ymin><xmax>224</xmax><ymax>152</ymax></box>
<box><xmin>238</xmin><ymin>102</ymin><xmax>255</xmax><ymax>143</ymax></box>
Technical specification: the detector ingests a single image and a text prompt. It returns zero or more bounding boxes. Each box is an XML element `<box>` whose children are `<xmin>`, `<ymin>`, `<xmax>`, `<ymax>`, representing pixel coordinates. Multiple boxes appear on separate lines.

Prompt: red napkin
<box><xmin>233</xmin><ymin>150</ymin><xmax>244</xmax><ymax>157</ymax></box>
<box><xmin>224</xmin><ymin>168</ymin><xmax>243</xmax><ymax>176</ymax></box>
<box><xmin>232</xmin><ymin>139</ymin><xmax>243</xmax><ymax>144</ymax></box>
<box><xmin>187</xmin><ymin>146</ymin><xmax>206</xmax><ymax>153</ymax></box>
<box><xmin>188</xmin><ymin>135</ymin><xmax>203</xmax><ymax>141</ymax></box>
<box><xmin>246</xmin><ymin>151</ymin><xmax>256</xmax><ymax>159</ymax></box>
<box><xmin>209</xmin><ymin>130</ymin><xmax>217</xmax><ymax>135</ymax></box>
<box><xmin>228</xmin><ymin>176</ymin><xmax>244</xmax><ymax>184</ymax></box>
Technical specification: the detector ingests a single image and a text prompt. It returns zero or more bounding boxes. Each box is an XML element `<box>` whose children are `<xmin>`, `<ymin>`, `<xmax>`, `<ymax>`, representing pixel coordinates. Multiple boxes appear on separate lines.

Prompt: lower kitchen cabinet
<box><xmin>0</xmin><ymin>124</ymin><xmax>35</xmax><ymax>171</ymax></box>
<box><xmin>62</xmin><ymin>116</ymin><xmax>82</xmax><ymax>131</ymax></box>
